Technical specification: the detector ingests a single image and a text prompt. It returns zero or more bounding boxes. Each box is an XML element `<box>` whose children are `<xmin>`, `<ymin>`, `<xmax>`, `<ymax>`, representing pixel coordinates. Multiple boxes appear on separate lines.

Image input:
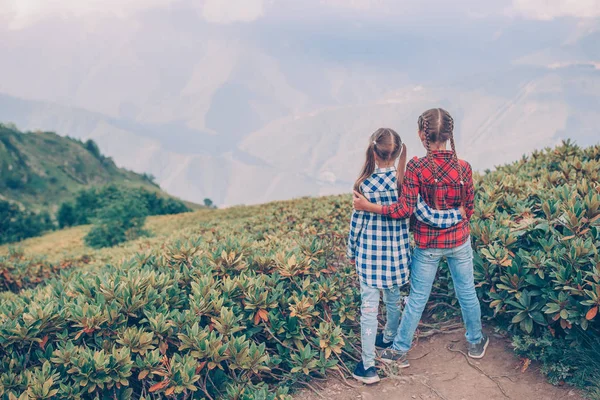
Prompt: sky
<box><xmin>1</xmin><ymin>0</ymin><xmax>599</xmax><ymax>29</ymax></box>
<box><xmin>0</xmin><ymin>0</ymin><xmax>599</xmax><ymax>205</ymax></box>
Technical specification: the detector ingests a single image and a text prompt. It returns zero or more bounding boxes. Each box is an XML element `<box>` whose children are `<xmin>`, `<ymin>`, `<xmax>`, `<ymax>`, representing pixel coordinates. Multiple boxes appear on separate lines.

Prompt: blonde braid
<box><xmin>446</xmin><ymin>113</ymin><xmax>466</xmax><ymax>206</ymax></box>
<box><xmin>420</xmin><ymin>115</ymin><xmax>441</xmax><ymax>208</ymax></box>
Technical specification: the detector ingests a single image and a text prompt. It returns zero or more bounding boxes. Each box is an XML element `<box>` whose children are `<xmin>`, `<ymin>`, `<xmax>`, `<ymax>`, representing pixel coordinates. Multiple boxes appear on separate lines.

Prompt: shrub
<box><xmin>1</xmin><ymin>141</ymin><xmax>599</xmax><ymax>397</ymax></box>
<box><xmin>0</xmin><ymin>197</ymin><xmax>355</xmax><ymax>399</ymax></box>
<box><xmin>0</xmin><ymin>251</ymin><xmax>90</xmax><ymax>292</ymax></box>
<box><xmin>56</xmin><ymin>202</ymin><xmax>76</xmax><ymax>229</ymax></box>
<box><xmin>84</xmin><ymin>139</ymin><xmax>102</xmax><ymax>160</ymax></box>
<box><xmin>0</xmin><ymin>200</ymin><xmax>54</xmax><ymax>245</ymax></box>
<box><xmin>204</xmin><ymin>198</ymin><xmax>216</xmax><ymax>209</ymax></box>
<box><xmin>445</xmin><ymin>140</ymin><xmax>600</xmax><ymax>392</ymax></box>
<box><xmin>84</xmin><ymin>196</ymin><xmax>149</xmax><ymax>249</ymax></box>
<box><xmin>57</xmin><ymin>185</ymin><xmax>190</xmax><ymax>228</ymax></box>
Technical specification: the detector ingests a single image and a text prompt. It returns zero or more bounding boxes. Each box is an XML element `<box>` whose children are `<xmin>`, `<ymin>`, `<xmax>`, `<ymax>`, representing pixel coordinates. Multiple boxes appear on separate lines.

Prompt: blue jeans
<box><xmin>359</xmin><ymin>281</ymin><xmax>402</xmax><ymax>368</ymax></box>
<box><xmin>392</xmin><ymin>238</ymin><xmax>482</xmax><ymax>353</ymax></box>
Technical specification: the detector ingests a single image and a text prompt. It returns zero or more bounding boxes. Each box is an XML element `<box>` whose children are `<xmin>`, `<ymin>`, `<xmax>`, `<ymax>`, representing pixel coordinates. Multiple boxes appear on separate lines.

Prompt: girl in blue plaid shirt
<box><xmin>348</xmin><ymin>128</ymin><xmax>463</xmax><ymax>384</ymax></box>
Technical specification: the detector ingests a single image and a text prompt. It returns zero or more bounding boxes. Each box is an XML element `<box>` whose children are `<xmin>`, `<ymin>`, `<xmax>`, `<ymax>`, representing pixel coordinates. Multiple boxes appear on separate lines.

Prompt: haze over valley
<box><xmin>1</xmin><ymin>0</ymin><xmax>598</xmax><ymax>206</ymax></box>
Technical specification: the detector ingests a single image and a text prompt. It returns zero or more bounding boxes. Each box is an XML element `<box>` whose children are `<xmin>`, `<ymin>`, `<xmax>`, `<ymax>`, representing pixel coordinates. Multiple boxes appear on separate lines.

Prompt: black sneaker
<box><xmin>375</xmin><ymin>334</ymin><xmax>393</xmax><ymax>349</ymax></box>
<box><xmin>467</xmin><ymin>334</ymin><xmax>489</xmax><ymax>359</ymax></box>
<box><xmin>380</xmin><ymin>349</ymin><xmax>410</xmax><ymax>368</ymax></box>
<box><xmin>352</xmin><ymin>361</ymin><xmax>380</xmax><ymax>385</ymax></box>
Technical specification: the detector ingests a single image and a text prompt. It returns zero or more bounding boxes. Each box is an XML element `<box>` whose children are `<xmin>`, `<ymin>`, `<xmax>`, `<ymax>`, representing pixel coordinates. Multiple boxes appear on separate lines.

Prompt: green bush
<box><xmin>0</xmin><ymin>250</ymin><xmax>90</xmax><ymax>293</ymax></box>
<box><xmin>0</xmin><ymin>197</ymin><xmax>354</xmax><ymax>399</ymax></box>
<box><xmin>84</xmin><ymin>197</ymin><xmax>149</xmax><ymax>249</ymax></box>
<box><xmin>1</xmin><ymin>141</ymin><xmax>599</xmax><ymax>398</ymax></box>
<box><xmin>0</xmin><ymin>200</ymin><xmax>54</xmax><ymax>245</ymax></box>
<box><xmin>56</xmin><ymin>202</ymin><xmax>76</xmax><ymax>229</ymax></box>
<box><xmin>447</xmin><ymin>140</ymin><xmax>600</xmax><ymax>392</ymax></box>
<box><xmin>57</xmin><ymin>185</ymin><xmax>190</xmax><ymax>229</ymax></box>
<box><xmin>84</xmin><ymin>139</ymin><xmax>102</xmax><ymax>160</ymax></box>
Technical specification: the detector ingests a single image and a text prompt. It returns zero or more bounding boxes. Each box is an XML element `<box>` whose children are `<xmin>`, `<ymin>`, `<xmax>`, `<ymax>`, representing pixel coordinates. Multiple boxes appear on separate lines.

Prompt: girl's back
<box><xmin>407</xmin><ymin>152</ymin><xmax>473</xmax><ymax>249</ymax></box>
<box><xmin>352</xmin><ymin>167</ymin><xmax>410</xmax><ymax>288</ymax></box>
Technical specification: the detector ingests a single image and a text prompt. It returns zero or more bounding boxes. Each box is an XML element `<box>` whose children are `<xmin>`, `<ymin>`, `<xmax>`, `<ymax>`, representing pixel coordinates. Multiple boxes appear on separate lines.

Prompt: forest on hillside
<box><xmin>0</xmin><ymin>124</ymin><xmax>193</xmax><ymax>246</ymax></box>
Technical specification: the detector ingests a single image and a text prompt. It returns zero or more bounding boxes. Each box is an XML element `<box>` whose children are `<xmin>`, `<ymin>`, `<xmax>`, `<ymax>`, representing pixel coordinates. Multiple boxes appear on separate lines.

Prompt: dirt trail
<box><xmin>297</xmin><ymin>329</ymin><xmax>582</xmax><ymax>400</ymax></box>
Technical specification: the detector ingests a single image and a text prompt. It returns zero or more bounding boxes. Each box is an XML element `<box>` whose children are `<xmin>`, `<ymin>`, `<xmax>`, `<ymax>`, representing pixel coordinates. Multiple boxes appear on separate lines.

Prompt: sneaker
<box><xmin>352</xmin><ymin>361</ymin><xmax>380</xmax><ymax>385</ymax></box>
<box><xmin>467</xmin><ymin>334</ymin><xmax>489</xmax><ymax>359</ymax></box>
<box><xmin>375</xmin><ymin>334</ymin><xmax>393</xmax><ymax>349</ymax></box>
<box><xmin>379</xmin><ymin>349</ymin><xmax>410</xmax><ymax>368</ymax></box>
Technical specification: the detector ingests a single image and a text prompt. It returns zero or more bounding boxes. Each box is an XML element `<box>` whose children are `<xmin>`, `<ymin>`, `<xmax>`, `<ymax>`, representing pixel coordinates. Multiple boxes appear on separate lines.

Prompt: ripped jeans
<box><xmin>359</xmin><ymin>281</ymin><xmax>402</xmax><ymax>369</ymax></box>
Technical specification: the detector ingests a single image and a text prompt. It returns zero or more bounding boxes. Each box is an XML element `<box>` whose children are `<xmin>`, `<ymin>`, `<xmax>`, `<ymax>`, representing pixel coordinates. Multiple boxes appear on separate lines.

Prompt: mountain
<box><xmin>3</xmin><ymin>62</ymin><xmax>599</xmax><ymax>207</ymax></box>
<box><xmin>241</xmin><ymin>66</ymin><xmax>600</xmax><ymax>191</ymax></box>
<box><xmin>0</xmin><ymin>123</ymin><xmax>167</xmax><ymax>210</ymax></box>
<box><xmin>0</xmin><ymin>93</ymin><xmax>346</xmax><ymax>207</ymax></box>
<box><xmin>0</xmin><ymin>8</ymin><xmax>598</xmax><ymax>206</ymax></box>
<box><xmin>2</xmin><ymin>64</ymin><xmax>599</xmax><ymax>207</ymax></box>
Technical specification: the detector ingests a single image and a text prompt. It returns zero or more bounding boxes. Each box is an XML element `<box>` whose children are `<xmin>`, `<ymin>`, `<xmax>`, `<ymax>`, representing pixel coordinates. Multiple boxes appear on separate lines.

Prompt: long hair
<box><xmin>418</xmin><ymin>108</ymin><xmax>465</xmax><ymax>207</ymax></box>
<box><xmin>354</xmin><ymin>128</ymin><xmax>402</xmax><ymax>194</ymax></box>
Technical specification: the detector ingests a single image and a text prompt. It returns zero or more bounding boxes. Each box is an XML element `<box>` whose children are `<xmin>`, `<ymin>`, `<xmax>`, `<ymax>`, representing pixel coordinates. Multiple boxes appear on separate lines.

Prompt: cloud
<box><xmin>0</xmin><ymin>0</ymin><xmax>268</xmax><ymax>28</ymax></box>
<box><xmin>200</xmin><ymin>0</ymin><xmax>265</xmax><ymax>24</ymax></box>
<box><xmin>320</xmin><ymin>0</ymin><xmax>385</xmax><ymax>10</ymax></box>
<box><xmin>1</xmin><ymin>0</ymin><xmax>598</xmax><ymax>31</ymax></box>
<box><xmin>510</xmin><ymin>0</ymin><xmax>600</xmax><ymax>20</ymax></box>
<box><xmin>0</xmin><ymin>0</ymin><xmax>177</xmax><ymax>29</ymax></box>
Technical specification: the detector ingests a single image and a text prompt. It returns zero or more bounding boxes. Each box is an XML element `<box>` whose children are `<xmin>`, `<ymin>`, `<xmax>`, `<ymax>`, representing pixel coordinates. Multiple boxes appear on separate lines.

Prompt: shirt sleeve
<box><xmin>464</xmin><ymin>162</ymin><xmax>475</xmax><ymax>220</ymax></box>
<box><xmin>414</xmin><ymin>195</ymin><xmax>462</xmax><ymax>228</ymax></box>
<box><xmin>382</xmin><ymin>159</ymin><xmax>420</xmax><ymax>219</ymax></box>
<box><xmin>347</xmin><ymin>210</ymin><xmax>365</xmax><ymax>260</ymax></box>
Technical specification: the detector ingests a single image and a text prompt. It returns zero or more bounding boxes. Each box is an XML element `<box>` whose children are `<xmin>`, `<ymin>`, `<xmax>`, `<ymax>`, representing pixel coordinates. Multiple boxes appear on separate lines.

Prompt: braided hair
<box><xmin>418</xmin><ymin>108</ymin><xmax>465</xmax><ymax>208</ymax></box>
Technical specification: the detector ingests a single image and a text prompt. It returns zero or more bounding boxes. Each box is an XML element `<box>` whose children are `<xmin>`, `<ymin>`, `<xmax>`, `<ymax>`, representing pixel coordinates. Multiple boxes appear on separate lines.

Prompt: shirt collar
<box><xmin>431</xmin><ymin>150</ymin><xmax>454</xmax><ymax>158</ymax></box>
<box><xmin>374</xmin><ymin>166</ymin><xmax>396</xmax><ymax>174</ymax></box>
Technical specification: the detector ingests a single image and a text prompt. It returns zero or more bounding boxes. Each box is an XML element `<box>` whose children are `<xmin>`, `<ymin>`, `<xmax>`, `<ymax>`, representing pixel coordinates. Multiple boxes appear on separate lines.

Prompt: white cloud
<box><xmin>1</xmin><ymin>0</ymin><xmax>598</xmax><ymax>30</ymax></box>
<box><xmin>510</xmin><ymin>0</ymin><xmax>600</xmax><ymax>20</ymax></box>
<box><xmin>201</xmin><ymin>0</ymin><xmax>265</xmax><ymax>24</ymax></box>
<box><xmin>320</xmin><ymin>0</ymin><xmax>385</xmax><ymax>10</ymax></box>
<box><xmin>0</xmin><ymin>0</ymin><xmax>176</xmax><ymax>29</ymax></box>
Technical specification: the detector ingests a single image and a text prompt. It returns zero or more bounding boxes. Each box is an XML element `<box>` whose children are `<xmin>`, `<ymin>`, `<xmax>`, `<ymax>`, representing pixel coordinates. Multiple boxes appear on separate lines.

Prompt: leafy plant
<box><xmin>1</xmin><ymin>140</ymin><xmax>599</xmax><ymax>398</ymax></box>
<box><xmin>84</xmin><ymin>196</ymin><xmax>149</xmax><ymax>249</ymax></box>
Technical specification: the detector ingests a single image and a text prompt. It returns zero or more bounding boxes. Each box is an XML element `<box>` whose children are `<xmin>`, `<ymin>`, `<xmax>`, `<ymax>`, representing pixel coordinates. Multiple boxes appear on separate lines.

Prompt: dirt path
<box><xmin>297</xmin><ymin>329</ymin><xmax>582</xmax><ymax>400</ymax></box>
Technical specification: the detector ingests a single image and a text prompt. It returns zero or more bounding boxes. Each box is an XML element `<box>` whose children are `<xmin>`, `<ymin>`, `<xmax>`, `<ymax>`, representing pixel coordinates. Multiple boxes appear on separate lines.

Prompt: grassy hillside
<box><xmin>0</xmin><ymin>123</ymin><xmax>161</xmax><ymax>210</ymax></box>
<box><xmin>0</xmin><ymin>141</ymin><xmax>599</xmax><ymax>399</ymax></box>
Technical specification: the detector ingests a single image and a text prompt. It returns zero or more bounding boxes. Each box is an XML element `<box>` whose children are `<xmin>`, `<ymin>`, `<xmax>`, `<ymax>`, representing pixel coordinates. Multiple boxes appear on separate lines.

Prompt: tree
<box><xmin>0</xmin><ymin>200</ymin><xmax>54</xmax><ymax>244</ymax></box>
<box><xmin>204</xmin><ymin>198</ymin><xmax>215</xmax><ymax>208</ymax></box>
<box><xmin>57</xmin><ymin>202</ymin><xmax>77</xmax><ymax>228</ymax></box>
<box><xmin>57</xmin><ymin>185</ymin><xmax>191</xmax><ymax>229</ymax></box>
<box><xmin>84</xmin><ymin>139</ymin><xmax>102</xmax><ymax>160</ymax></box>
<box><xmin>84</xmin><ymin>196</ymin><xmax>149</xmax><ymax>249</ymax></box>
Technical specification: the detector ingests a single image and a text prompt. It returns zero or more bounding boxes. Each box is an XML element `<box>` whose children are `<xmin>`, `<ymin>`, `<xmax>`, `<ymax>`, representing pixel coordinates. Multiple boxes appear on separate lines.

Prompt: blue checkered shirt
<box><xmin>347</xmin><ymin>167</ymin><xmax>462</xmax><ymax>289</ymax></box>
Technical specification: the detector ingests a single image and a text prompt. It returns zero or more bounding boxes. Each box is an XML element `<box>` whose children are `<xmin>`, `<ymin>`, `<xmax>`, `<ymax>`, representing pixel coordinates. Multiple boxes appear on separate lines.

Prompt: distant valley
<box><xmin>2</xmin><ymin>64</ymin><xmax>599</xmax><ymax>207</ymax></box>
<box><xmin>1</xmin><ymin>10</ymin><xmax>598</xmax><ymax>206</ymax></box>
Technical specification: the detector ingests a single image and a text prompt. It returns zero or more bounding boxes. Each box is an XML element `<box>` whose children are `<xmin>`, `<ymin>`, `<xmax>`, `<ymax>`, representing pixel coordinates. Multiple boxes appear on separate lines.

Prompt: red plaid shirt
<box><xmin>382</xmin><ymin>150</ymin><xmax>474</xmax><ymax>249</ymax></box>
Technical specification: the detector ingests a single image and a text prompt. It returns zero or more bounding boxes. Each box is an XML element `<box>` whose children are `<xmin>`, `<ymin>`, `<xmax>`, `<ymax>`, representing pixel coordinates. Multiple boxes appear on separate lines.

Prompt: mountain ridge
<box><xmin>0</xmin><ymin>123</ymin><xmax>179</xmax><ymax>211</ymax></box>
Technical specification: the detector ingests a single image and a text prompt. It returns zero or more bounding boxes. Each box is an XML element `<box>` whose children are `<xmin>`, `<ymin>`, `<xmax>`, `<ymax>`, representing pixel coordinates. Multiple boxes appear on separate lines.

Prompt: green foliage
<box><xmin>83</xmin><ymin>139</ymin><xmax>102</xmax><ymax>160</ymax></box>
<box><xmin>457</xmin><ymin>140</ymin><xmax>600</xmax><ymax>393</ymax></box>
<box><xmin>0</xmin><ymin>123</ymin><xmax>170</xmax><ymax>209</ymax></box>
<box><xmin>0</xmin><ymin>250</ymin><xmax>90</xmax><ymax>293</ymax></box>
<box><xmin>0</xmin><ymin>200</ymin><xmax>54</xmax><ymax>245</ymax></box>
<box><xmin>1</xmin><ymin>140</ymin><xmax>599</xmax><ymax>397</ymax></box>
<box><xmin>141</xmin><ymin>173</ymin><xmax>158</xmax><ymax>187</ymax></box>
<box><xmin>204</xmin><ymin>198</ymin><xmax>216</xmax><ymax>209</ymax></box>
<box><xmin>84</xmin><ymin>196</ymin><xmax>149</xmax><ymax>249</ymax></box>
<box><xmin>58</xmin><ymin>185</ymin><xmax>190</xmax><ymax>229</ymax></box>
<box><xmin>0</xmin><ymin>197</ymin><xmax>352</xmax><ymax>399</ymax></box>
<box><xmin>56</xmin><ymin>203</ymin><xmax>76</xmax><ymax>229</ymax></box>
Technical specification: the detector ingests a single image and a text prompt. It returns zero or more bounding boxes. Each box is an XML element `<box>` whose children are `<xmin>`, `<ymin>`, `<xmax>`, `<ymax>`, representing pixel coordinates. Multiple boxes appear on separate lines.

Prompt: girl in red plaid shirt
<box><xmin>354</xmin><ymin>108</ymin><xmax>488</xmax><ymax>365</ymax></box>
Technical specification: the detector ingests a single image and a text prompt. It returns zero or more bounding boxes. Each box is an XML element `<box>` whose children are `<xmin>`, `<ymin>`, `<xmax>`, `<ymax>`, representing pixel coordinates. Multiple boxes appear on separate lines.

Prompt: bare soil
<box><xmin>296</xmin><ymin>329</ymin><xmax>583</xmax><ymax>400</ymax></box>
